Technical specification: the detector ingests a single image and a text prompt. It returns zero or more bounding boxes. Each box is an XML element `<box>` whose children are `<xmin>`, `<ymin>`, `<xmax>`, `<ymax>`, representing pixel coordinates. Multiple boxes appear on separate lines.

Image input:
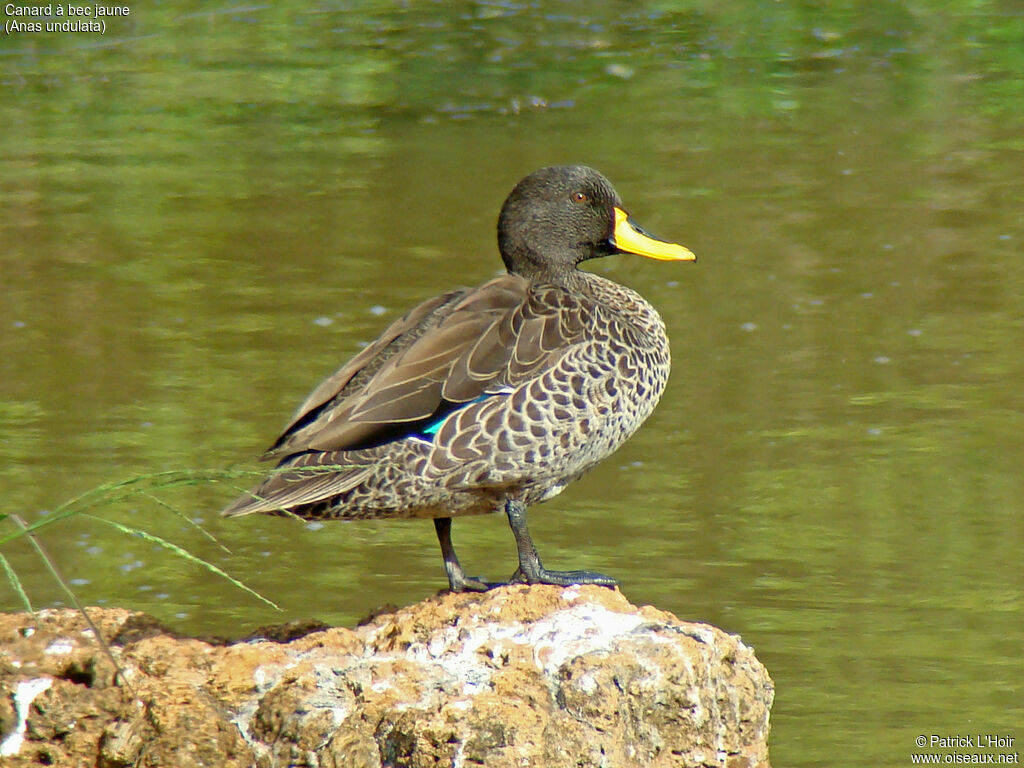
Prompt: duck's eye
<box><xmin>571</xmin><ymin>192</ymin><xmax>588</xmax><ymax>203</ymax></box>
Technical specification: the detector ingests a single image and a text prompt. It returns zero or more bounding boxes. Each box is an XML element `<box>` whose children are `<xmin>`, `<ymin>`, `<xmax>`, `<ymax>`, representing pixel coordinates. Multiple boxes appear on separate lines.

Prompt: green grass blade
<box><xmin>136</xmin><ymin>490</ymin><xmax>231</xmax><ymax>554</ymax></box>
<box><xmin>0</xmin><ymin>550</ymin><xmax>35</xmax><ymax>617</ymax></box>
<box><xmin>0</xmin><ymin>468</ymin><xmax>267</xmax><ymax>546</ymax></box>
<box><xmin>82</xmin><ymin>514</ymin><xmax>281</xmax><ymax>611</ymax></box>
<box><xmin>10</xmin><ymin>514</ymin><xmax>134</xmax><ymax>693</ymax></box>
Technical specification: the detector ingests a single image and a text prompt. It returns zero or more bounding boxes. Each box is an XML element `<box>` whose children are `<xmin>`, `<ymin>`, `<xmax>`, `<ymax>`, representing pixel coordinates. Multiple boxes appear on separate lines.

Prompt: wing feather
<box><xmin>263</xmin><ymin>274</ymin><xmax>595</xmax><ymax>458</ymax></box>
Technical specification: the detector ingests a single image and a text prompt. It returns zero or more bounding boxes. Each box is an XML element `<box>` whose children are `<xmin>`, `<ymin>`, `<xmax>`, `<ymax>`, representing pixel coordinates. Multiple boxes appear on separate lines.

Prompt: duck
<box><xmin>222</xmin><ymin>165</ymin><xmax>695</xmax><ymax>592</ymax></box>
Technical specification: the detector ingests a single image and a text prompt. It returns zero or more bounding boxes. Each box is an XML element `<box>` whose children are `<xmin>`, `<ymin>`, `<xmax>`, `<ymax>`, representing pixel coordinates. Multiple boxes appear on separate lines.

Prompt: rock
<box><xmin>0</xmin><ymin>586</ymin><xmax>773</xmax><ymax>767</ymax></box>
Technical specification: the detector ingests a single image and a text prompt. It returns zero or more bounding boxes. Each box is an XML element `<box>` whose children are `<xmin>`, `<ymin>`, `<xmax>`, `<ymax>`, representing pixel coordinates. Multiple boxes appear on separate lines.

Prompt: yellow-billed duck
<box><xmin>223</xmin><ymin>165</ymin><xmax>695</xmax><ymax>591</ymax></box>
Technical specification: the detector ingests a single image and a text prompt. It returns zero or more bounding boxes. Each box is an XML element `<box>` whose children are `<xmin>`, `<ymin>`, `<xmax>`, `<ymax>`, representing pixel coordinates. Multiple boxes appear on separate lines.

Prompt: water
<box><xmin>2</xmin><ymin>3</ymin><xmax>1021</xmax><ymax>766</ymax></box>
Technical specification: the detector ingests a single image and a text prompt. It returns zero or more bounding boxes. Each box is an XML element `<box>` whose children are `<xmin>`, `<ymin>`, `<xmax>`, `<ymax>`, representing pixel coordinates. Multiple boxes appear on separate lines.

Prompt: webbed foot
<box><xmin>434</xmin><ymin>517</ymin><xmax>495</xmax><ymax>593</ymax></box>
<box><xmin>509</xmin><ymin>565</ymin><xmax>618</xmax><ymax>588</ymax></box>
<box><xmin>446</xmin><ymin>570</ymin><xmax>493</xmax><ymax>593</ymax></box>
<box><xmin>504</xmin><ymin>500</ymin><xmax>618</xmax><ymax>590</ymax></box>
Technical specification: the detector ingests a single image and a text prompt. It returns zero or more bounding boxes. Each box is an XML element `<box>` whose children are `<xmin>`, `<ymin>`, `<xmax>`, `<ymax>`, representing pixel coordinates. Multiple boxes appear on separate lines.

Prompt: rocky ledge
<box><xmin>0</xmin><ymin>586</ymin><xmax>773</xmax><ymax>768</ymax></box>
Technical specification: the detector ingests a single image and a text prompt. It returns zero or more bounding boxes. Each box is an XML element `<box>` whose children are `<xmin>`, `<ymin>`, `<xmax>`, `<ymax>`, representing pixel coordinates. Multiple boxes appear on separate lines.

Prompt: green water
<box><xmin>1</xmin><ymin>2</ymin><xmax>1021</xmax><ymax>766</ymax></box>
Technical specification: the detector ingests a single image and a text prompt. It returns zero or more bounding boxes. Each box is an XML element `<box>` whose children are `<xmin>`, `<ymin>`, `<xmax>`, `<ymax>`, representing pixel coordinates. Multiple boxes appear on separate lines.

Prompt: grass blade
<box><xmin>81</xmin><ymin>514</ymin><xmax>281</xmax><ymax>612</ymax></box>
<box><xmin>11</xmin><ymin>514</ymin><xmax>134</xmax><ymax>693</ymax></box>
<box><xmin>0</xmin><ymin>550</ymin><xmax>35</xmax><ymax>617</ymax></box>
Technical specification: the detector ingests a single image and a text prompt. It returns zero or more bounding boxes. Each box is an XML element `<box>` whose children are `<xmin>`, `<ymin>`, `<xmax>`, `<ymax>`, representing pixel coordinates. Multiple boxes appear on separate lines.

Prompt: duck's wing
<box><xmin>264</xmin><ymin>287</ymin><xmax>470</xmax><ymax>458</ymax></box>
<box><xmin>263</xmin><ymin>272</ymin><xmax>590</xmax><ymax>460</ymax></box>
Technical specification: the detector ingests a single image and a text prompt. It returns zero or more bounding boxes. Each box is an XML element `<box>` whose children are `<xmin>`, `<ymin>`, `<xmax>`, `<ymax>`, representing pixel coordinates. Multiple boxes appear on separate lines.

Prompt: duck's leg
<box><xmin>504</xmin><ymin>500</ymin><xmax>618</xmax><ymax>587</ymax></box>
<box><xmin>433</xmin><ymin>517</ymin><xmax>490</xmax><ymax>592</ymax></box>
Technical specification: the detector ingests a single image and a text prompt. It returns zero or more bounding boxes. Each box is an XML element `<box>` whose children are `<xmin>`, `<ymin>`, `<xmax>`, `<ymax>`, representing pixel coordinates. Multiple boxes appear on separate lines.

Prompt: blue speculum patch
<box><xmin>418</xmin><ymin>394</ymin><xmax>493</xmax><ymax>438</ymax></box>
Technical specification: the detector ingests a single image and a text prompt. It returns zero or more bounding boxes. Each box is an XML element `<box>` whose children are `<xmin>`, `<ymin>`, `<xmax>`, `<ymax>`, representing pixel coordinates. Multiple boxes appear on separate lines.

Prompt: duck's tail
<box><xmin>221</xmin><ymin>453</ymin><xmax>372</xmax><ymax>518</ymax></box>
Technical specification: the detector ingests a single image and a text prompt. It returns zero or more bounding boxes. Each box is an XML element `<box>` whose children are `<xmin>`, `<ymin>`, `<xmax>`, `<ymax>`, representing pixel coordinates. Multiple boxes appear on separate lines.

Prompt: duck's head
<box><xmin>497</xmin><ymin>165</ymin><xmax>695</xmax><ymax>282</ymax></box>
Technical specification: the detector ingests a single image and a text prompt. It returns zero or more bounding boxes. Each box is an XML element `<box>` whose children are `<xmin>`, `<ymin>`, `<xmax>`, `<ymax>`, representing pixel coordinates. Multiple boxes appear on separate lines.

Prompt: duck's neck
<box><xmin>510</xmin><ymin>266</ymin><xmax>663</xmax><ymax>333</ymax></box>
<box><xmin>506</xmin><ymin>255</ymin><xmax>577</xmax><ymax>287</ymax></box>
<box><xmin>571</xmin><ymin>270</ymin><xmax>668</xmax><ymax>337</ymax></box>
<box><xmin>545</xmin><ymin>267</ymin><xmax>591</xmax><ymax>292</ymax></box>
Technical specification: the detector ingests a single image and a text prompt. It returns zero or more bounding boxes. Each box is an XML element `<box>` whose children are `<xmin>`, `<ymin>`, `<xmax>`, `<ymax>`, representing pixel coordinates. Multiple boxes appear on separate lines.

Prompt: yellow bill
<box><xmin>612</xmin><ymin>207</ymin><xmax>695</xmax><ymax>262</ymax></box>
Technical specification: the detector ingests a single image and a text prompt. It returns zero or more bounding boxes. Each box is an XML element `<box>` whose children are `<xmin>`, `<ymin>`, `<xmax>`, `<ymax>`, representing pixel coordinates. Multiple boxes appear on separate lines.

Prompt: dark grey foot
<box><xmin>504</xmin><ymin>500</ymin><xmax>618</xmax><ymax>589</ymax></box>
<box><xmin>509</xmin><ymin>565</ymin><xmax>618</xmax><ymax>587</ymax></box>
<box><xmin>434</xmin><ymin>517</ymin><xmax>492</xmax><ymax>593</ymax></box>
<box><xmin>446</xmin><ymin>568</ymin><xmax>493</xmax><ymax>593</ymax></box>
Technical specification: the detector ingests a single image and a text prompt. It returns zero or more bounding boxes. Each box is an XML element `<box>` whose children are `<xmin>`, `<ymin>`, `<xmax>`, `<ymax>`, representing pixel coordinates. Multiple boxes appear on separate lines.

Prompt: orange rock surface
<box><xmin>0</xmin><ymin>586</ymin><xmax>773</xmax><ymax>767</ymax></box>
